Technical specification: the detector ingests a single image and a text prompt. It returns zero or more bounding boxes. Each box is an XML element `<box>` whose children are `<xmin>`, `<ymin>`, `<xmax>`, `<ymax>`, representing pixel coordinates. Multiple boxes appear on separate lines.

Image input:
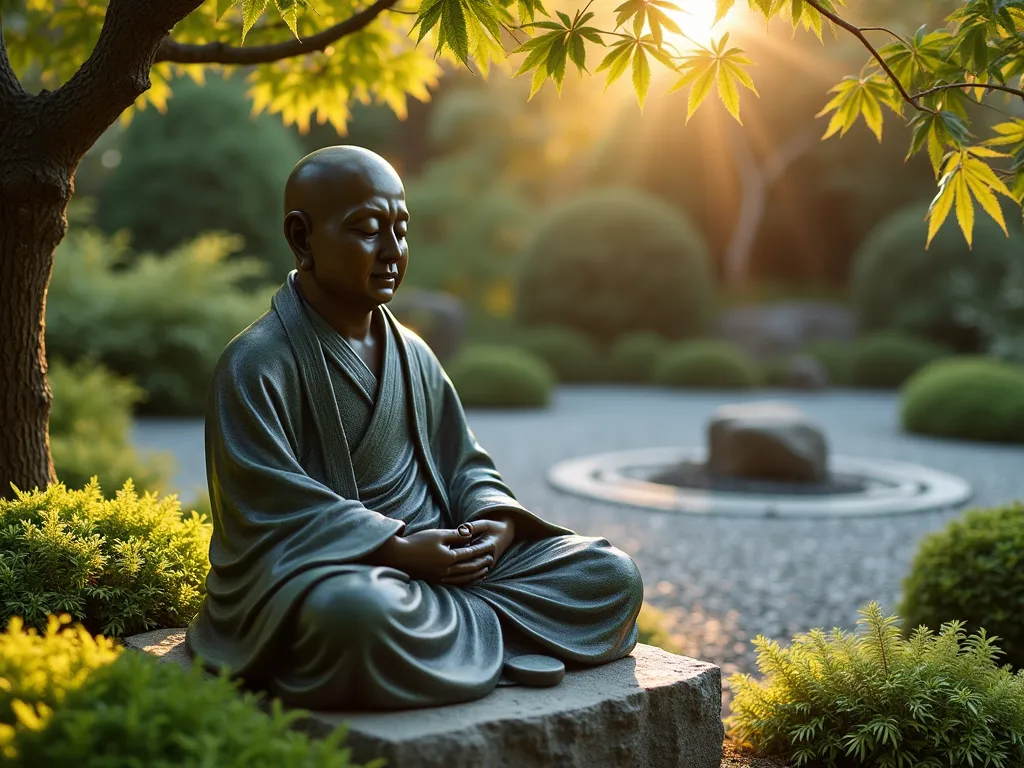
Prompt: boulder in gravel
<box><xmin>707</xmin><ymin>401</ymin><xmax>829</xmax><ymax>483</ymax></box>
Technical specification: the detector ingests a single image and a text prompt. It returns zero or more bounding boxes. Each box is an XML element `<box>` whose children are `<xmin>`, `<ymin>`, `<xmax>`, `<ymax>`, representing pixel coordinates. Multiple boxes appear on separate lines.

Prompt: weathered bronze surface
<box><xmin>185</xmin><ymin>146</ymin><xmax>643</xmax><ymax>711</ymax></box>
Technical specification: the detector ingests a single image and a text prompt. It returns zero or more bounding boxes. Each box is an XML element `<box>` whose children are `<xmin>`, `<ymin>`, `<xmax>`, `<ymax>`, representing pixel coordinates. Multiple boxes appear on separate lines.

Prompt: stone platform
<box><xmin>126</xmin><ymin>629</ymin><xmax>724</xmax><ymax>768</ymax></box>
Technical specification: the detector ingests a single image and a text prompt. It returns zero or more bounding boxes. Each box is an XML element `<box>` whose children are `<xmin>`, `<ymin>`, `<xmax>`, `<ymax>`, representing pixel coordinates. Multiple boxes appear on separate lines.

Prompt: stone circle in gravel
<box><xmin>548</xmin><ymin>447</ymin><xmax>972</xmax><ymax>518</ymax></box>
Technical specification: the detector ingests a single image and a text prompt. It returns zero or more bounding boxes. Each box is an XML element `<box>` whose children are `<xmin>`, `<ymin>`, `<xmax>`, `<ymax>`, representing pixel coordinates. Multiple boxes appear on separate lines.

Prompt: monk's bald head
<box><xmin>284</xmin><ymin>146</ymin><xmax>404</xmax><ymax>224</ymax></box>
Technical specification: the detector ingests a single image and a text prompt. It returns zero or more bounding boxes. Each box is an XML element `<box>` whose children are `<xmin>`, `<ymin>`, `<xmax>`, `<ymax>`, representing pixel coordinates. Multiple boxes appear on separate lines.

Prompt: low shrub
<box><xmin>515</xmin><ymin>187</ymin><xmax>716</xmax><ymax>342</ymax></box>
<box><xmin>900</xmin><ymin>357</ymin><xmax>1024</xmax><ymax>443</ymax></box>
<box><xmin>728</xmin><ymin>602</ymin><xmax>1024</xmax><ymax>767</ymax></box>
<box><xmin>800</xmin><ymin>340</ymin><xmax>853</xmax><ymax>386</ymax></box>
<box><xmin>760</xmin><ymin>357</ymin><xmax>789</xmax><ymax>388</ymax></box>
<box><xmin>901</xmin><ymin>503</ymin><xmax>1024</xmax><ymax>669</ymax></box>
<box><xmin>517</xmin><ymin>326</ymin><xmax>601</xmax><ymax>383</ymax></box>
<box><xmin>46</xmin><ymin>227</ymin><xmax>274</xmax><ymax>415</ymax></box>
<box><xmin>0</xmin><ymin>616</ymin><xmax>369</xmax><ymax>766</ymax></box>
<box><xmin>653</xmin><ymin>341</ymin><xmax>762</xmax><ymax>389</ymax></box>
<box><xmin>636</xmin><ymin>603</ymin><xmax>683</xmax><ymax>654</ymax></box>
<box><xmin>850</xmin><ymin>201</ymin><xmax>1021</xmax><ymax>350</ymax></box>
<box><xmin>848</xmin><ymin>332</ymin><xmax>951</xmax><ymax>389</ymax></box>
<box><xmin>0</xmin><ymin>482</ymin><xmax>211</xmax><ymax>637</ymax></box>
<box><xmin>447</xmin><ymin>346</ymin><xmax>555</xmax><ymax>408</ymax></box>
<box><xmin>608</xmin><ymin>332</ymin><xmax>666</xmax><ymax>383</ymax></box>
<box><xmin>48</xmin><ymin>359</ymin><xmax>174</xmax><ymax>493</ymax></box>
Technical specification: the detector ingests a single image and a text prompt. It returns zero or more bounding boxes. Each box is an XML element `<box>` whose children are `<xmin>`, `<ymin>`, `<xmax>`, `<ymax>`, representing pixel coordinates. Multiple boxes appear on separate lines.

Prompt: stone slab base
<box><xmin>126</xmin><ymin>630</ymin><xmax>724</xmax><ymax>768</ymax></box>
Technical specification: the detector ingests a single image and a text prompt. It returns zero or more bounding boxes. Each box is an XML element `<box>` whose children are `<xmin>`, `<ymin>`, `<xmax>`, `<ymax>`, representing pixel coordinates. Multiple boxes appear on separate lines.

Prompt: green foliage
<box><xmin>447</xmin><ymin>345</ymin><xmax>554</xmax><ymax>408</ymax></box>
<box><xmin>0</xmin><ymin>616</ymin><xmax>371</xmax><ymax>767</ymax></box>
<box><xmin>848</xmin><ymin>332</ymin><xmax>951</xmax><ymax>390</ymax></box>
<box><xmin>46</xmin><ymin>226</ymin><xmax>274</xmax><ymax>415</ymax></box>
<box><xmin>952</xmin><ymin>250</ymin><xmax>1024</xmax><ymax>365</ymax></box>
<box><xmin>47</xmin><ymin>359</ymin><xmax>174</xmax><ymax>494</ymax></box>
<box><xmin>850</xmin><ymin>203</ymin><xmax>1022</xmax><ymax>350</ymax></box>
<box><xmin>901</xmin><ymin>504</ymin><xmax>1024</xmax><ymax>670</ymax></box>
<box><xmin>653</xmin><ymin>340</ymin><xmax>762</xmax><ymax>389</ymax></box>
<box><xmin>636</xmin><ymin>603</ymin><xmax>683</xmax><ymax>654</ymax></box>
<box><xmin>800</xmin><ymin>340</ymin><xmax>853</xmax><ymax>387</ymax></box>
<box><xmin>517</xmin><ymin>326</ymin><xmax>601</xmax><ymax>383</ymax></box>
<box><xmin>8</xmin><ymin>0</ymin><xmax>1024</xmax><ymax>249</ymax></box>
<box><xmin>95</xmin><ymin>77</ymin><xmax>303</xmax><ymax>280</ymax></box>
<box><xmin>608</xmin><ymin>331</ymin><xmax>666</xmax><ymax>383</ymax></box>
<box><xmin>516</xmin><ymin>187</ymin><xmax>715</xmax><ymax>344</ymax></box>
<box><xmin>0</xmin><ymin>481</ymin><xmax>211</xmax><ymax>638</ymax></box>
<box><xmin>901</xmin><ymin>357</ymin><xmax>1024</xmax><ymax>443</ymax></box>
<box><xmin>403</xmin><ymin>86</ymin><xmax>536</xmax><ymax>317</ymax></box>
<box><xmin>728</xmin><ymin>602</ymin><xmax>1024</xmax><ymax>767</ymax></box>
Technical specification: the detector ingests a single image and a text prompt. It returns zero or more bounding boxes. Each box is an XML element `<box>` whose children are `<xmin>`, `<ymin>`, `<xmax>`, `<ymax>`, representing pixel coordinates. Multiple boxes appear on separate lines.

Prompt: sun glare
<box><xmin>666</xmin><ymin>1</ymin><xmax>731</xmax><ymax>50</ymax></box>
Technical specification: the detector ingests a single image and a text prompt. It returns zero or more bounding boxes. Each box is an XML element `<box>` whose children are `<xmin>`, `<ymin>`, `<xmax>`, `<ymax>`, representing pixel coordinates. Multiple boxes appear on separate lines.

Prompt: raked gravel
<box><xmin>134</xmin><ymin>387</ymin><xmax>1024</xmax><ymax>708</ymax></box>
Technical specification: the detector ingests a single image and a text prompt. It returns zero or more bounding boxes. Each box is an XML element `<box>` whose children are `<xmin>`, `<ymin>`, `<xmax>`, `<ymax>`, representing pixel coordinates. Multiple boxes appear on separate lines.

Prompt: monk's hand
<box><xmin>372</xmin><ymin>529</ymin><xmax>494</xmax><ymax>585</ymax></box>
<box><xmin>458</xmin><ymin>515</ymin><xmax>516</xmax><ymax>569</ymax></box>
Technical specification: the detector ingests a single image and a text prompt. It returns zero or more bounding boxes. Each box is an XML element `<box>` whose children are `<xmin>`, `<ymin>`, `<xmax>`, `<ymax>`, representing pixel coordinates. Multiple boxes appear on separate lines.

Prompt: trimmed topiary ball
<box><xmin>447</xmin><ymin>346</ymin><xmax>555</xmax><ymax>408</ymax></box>
<box><xmin>901</xmin><ymin>357</ymin><xmax>1024</xmax><ymax>443</ymax></box>
<box><xmin>515</xmin><ymin>187</ymin><xmax>715</xmax><ymax>342</ymax></box>
<box><xmin>96</xmin><ymin>76</ymin><xmax>305</xmax><ymax>281</ymax></box>
<box><xmin>0</xmin><ymin>482</ymin><xmax>211</xmax><ymax>638</ymax></box>
<box><xmin>901</xmin><ymin>503</ymin><xmax>1024</xmax><ymax>668</ymax></box>
<box><xmin>653</xmin><ymin>340</ymin><xmax>762</xmax><ymax>389</ymax></box>
<box><xmin>848</xmin><ymin>331</ymin><xmax>951</xmax><ymax>389</ymax></box>
<box><xmin>608</xmin><ymin>331</ymin><xmax>666</xmax><ymax>383</ymax></box>
<box><xmin>0</xmin><ymin>616</ymin><xmax>366</xmax><ymax>766</ymax></box>
<box><xmin>517</xmin><ymin>326</ymin><xmax>601</xmax><ymax>383</ymax></box>
<box><xmin>850</xmin><ymin>202</ymin><xmax>1021</xmax><ymax>350</ymax></box>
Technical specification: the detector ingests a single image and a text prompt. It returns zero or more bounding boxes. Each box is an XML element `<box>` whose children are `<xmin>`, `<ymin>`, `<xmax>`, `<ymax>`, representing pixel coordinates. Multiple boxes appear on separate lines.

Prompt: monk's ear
<box><xmin>284</xmin><ymin>210</ymin><xmax>314</xmax><ymax>270</ymax></box>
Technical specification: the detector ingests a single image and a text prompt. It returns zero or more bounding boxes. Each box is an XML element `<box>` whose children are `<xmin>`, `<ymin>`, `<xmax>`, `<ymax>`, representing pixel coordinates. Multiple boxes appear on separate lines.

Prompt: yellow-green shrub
<box><xmin>45</xmin><ymin>228</ymin><xmax>273</xmax><ymax>415</ymax></box>
<box><xmin>48</xmin><ymin>359</ymin><xmax>174</xmax><ymax>493</ymax></box>
<box><xmin>0</xmin><ymin>482</ymin><xmax>211</xmax><ymax>637</ymax></box>
<box><xmin>728</xmin><ymin>602</ymin><xmax>1024</xmax><ymax>767</ymax></box>
<box><xmin>636</xmin><ymin>603</ymin><xmax>683</xmax><ymax>654</ymax></box>
<box><xmin>0</xmin><ymin>616</ymin><xmax>369</xmax><ymax>767</ymax></box>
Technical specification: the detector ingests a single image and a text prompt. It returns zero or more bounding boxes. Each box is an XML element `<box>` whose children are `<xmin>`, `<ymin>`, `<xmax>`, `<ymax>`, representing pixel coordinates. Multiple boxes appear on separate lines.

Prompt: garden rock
<box><xmin>782</xmin><ymin>354</ymin><xmax>829</xmax><ymax>390</ymax></box>
<box><xmin>125</xmin><ymin>630</ymin><xmax>724</xmax><ymax>768</ymax></box>
<box><xmin>707</xmin><ymin>402</ymin><xmax>829</xmax><ymax>483</ymax></box>
<box><xmin>717</xmin><ymin>302</ymin><xmax>855</xmax><ymax>360</ymax></box>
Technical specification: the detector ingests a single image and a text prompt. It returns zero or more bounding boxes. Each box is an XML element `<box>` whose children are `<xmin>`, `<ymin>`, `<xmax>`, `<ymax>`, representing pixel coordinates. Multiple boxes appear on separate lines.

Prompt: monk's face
<box><xmin>304</xmin><ymin>162</ymin><xmax>409</xmax><ymax>310</ymax></box>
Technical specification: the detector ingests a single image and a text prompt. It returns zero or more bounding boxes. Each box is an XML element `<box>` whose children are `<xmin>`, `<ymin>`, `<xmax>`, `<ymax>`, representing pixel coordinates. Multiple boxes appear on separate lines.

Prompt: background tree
<box><xmin>2</xmin><ymin>0</ymin><xmax>1024</xmax><ymax>498</ymax></box>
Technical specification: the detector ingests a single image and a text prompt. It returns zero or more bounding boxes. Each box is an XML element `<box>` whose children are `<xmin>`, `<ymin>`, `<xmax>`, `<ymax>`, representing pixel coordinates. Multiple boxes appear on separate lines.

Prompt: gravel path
<box><xmin>133</xmin><ymin>387</ymin><xmax>1024</xmax><ymax>709</ymax></box>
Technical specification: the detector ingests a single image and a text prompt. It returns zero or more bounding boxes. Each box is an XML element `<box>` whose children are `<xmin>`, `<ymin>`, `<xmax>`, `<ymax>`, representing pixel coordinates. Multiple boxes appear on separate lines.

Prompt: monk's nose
<box><xmin>377</xmin><ymin>231</ymin><xmax>402</xmax><ymax>262</ymax></box>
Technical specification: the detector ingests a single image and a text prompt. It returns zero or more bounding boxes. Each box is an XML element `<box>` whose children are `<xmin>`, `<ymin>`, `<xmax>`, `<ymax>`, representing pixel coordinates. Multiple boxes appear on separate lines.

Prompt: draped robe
<box><xmin>185</xmin><ymin>272</ymin><xmax>643</xmax><ymax>710</ymax></box>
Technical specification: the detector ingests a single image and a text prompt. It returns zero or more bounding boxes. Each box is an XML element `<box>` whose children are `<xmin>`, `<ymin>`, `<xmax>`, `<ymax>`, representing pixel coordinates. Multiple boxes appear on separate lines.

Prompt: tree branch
<box><xmin>154</xmin><ymin>0</ymin><xmax>401</xmax><ymax>65</ymax></box>
<box><xmin>43</xmin><ymin>0</ymin><xmax>205</xmax><ymax>164</ymax></box>
<box><xmin>803</xmin><ymin>0</ymin><xmax>930</xmax><ymax>114</ymax></box>
<box><xmin>0</xmin><ymin>16</ymin><xmax>26</xmax><ymax>104</ymax></box>
<box><xmin>912</xmin><ymin>81</ymin><xmax>1024</xmax><ymax>101</ymax></box>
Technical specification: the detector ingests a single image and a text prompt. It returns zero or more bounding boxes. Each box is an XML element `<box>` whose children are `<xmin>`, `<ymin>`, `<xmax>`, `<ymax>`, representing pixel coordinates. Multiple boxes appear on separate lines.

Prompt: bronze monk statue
<box><xmin>185</xmin><ymin>145</ymin><xmax>644</xmax><ymax>710</ymax></box>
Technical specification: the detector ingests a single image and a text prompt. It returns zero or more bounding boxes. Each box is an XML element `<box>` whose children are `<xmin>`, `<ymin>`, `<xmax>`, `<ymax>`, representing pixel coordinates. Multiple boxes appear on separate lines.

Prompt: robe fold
<box><xmin>186</xmin><ymin>271</ymin><xmax>643</xmax><ymax>710</ymax></box>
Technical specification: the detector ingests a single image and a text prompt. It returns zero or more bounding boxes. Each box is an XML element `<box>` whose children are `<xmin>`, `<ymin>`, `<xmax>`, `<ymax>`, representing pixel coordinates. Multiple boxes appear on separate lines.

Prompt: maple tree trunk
<box><xmin>0</xmin><ymin>0</ymin><xmax>206</xmax><ymax>498</ymax></box>
<box><xmin>723</xmin><ymin>127</ymin><xmax>818</xmax><ymax>287</ymax></box>
<box><xmin>0</xmin><ymin>129</ymin><xmax>73</xmax><ymax>498</ymax></box>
